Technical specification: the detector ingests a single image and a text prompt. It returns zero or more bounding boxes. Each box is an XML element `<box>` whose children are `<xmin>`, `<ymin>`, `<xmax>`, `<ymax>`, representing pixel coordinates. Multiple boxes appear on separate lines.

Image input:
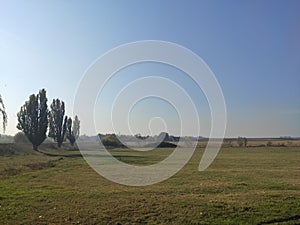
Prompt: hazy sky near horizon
<box><xmin>0</xmin><ymin>0</ymin><xmax>299</xmax><ymax>137</ymax></box>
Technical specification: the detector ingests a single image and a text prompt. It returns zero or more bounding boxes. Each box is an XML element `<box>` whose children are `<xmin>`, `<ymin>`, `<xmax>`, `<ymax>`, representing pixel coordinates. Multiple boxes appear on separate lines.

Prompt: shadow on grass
<box><xmin>37</xmin><ymin>150</ymin><xmax>145</xmax><ymax>159</ymax></box>
<box><xmin>37</xmin><ymin>150</ymin><xmax>83</xmax><ymax>158</ymax></box>
<box><xmin>258</xmin><ymin>215</ymin><xmax>300</xmax><ymax>224</ymax></box>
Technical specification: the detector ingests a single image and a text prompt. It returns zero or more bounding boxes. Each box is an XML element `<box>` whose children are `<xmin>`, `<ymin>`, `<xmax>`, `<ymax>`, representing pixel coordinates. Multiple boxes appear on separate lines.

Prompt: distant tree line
<box><xmin>16</xmin><ymin>89</ymin><xmax>80</xmax><ymax>151</ymax></box>
<box><xmin>98</xmin><ymin>132</ymin><xmax>179</xmax><ymax>148</ymax></box>
<box><xmin>117</xmin><ymin>132</ymin><xmax>201</xmax><ymax>143</ymax></box>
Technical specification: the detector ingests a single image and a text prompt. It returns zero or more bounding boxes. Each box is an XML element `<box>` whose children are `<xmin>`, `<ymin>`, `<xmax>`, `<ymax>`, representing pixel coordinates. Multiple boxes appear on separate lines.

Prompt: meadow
<box><xmin>0</xmin><ymin>144</ymin><xmax>299</xmax><ymax>224</ymax></box>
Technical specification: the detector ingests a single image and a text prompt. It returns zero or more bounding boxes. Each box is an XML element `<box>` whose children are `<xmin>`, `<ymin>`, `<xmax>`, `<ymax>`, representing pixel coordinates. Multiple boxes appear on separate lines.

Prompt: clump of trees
<box><xmin>16</xmin><ymin>89</ymin><xmax>80</xmax><ymax>151</ymax></box>
<box><xmin>0</xmin><ymin>94</ymin><xmax>7</xmax><ymax>133</ymax></box>
<box><xmin>237</xmin><ymin>136</ymin><xmax>248</xmax><ymax>147</ymax></box>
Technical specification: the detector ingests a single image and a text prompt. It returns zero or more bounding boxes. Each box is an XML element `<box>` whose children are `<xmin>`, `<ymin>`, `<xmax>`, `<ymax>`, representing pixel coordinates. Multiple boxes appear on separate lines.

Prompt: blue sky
<box><xmin>0</xmin><ymin>0</ymin><xmax>299</xmax><ymax>137</ymax></box>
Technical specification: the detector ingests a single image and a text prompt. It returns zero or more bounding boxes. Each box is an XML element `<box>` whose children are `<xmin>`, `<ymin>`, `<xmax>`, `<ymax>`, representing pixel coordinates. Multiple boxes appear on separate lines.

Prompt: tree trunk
<box><xmin>33</xmin><ymin>145</ymin><xmax>38</xmax><ymax>151</ymax></box>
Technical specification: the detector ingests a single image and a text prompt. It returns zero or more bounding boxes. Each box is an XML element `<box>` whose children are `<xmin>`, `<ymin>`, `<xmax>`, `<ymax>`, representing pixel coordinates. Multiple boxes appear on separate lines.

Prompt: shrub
<box><xmin>100</xmin><ymin>134</ymin><xmax>126</xmax><ymax>148</ymax></box>
<box><xmin>14</xmin><ymin>132</ymin><xmax>30</xmax><ymax>144</ymax></box>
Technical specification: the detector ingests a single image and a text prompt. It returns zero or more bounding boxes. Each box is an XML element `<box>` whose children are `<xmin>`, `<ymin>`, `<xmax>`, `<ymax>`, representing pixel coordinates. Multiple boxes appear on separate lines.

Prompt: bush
<box><xmin>100</xmin><ymin>134</ymin><xmax>126</xmax><ymax>148</ymax></box>
<box><xmin>14</xmin><ymin>132</ymin><xmax>30</xmax><ymax>144</ymax></box>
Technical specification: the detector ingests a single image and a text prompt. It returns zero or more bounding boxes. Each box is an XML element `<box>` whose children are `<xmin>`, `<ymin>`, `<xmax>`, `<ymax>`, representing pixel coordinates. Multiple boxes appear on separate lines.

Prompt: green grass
<box><xmin>0</xmin><ymin>145</ymin><xmax>299</xmax><ymax>224</ymax></box>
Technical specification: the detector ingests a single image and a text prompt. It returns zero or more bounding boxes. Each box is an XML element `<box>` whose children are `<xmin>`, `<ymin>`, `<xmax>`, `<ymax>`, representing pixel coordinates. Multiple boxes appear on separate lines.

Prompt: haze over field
<box><xmin>0</xmin><ymin>0</ymin><xmax>299</xmax><ymax>137</ymax></box>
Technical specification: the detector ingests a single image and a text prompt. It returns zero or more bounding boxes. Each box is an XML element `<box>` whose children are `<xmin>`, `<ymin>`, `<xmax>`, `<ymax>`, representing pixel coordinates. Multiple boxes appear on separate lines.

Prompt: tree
<box><xmin>0</xmin><ymin>94</ymin><xmax>7</xmax><ymax>133</ymax></box>
<box><xmin>73</xmin><ymin>115</ymin><xmax>80</xmax><ymax>141</ymax></box>
<box><xmin>66</xmin><ymin>116</ymin><xmax>80</xmax><ymax>146</ymax></box>
<box><xmin>237</xmin><ymin>136</ymin><xmax>247</xmax><ymax>147</ymax></box>
<box><xmin>135</xmin><ymin>133</ymin><xmax>149</xmax><ymax>140</ymax></box>
<box><xmin>17</xmin><ymin>89</ymin><xmax>48</xmax><ymax>151</ymax></box>
<box><xmin>66</xmin><ymin>118</ymin><xmax>75</xmax><ymax>146</ymax></box>
<box><xmin>48</xmin><ymin>99</ymin><xmax>67</xmax><ymax>148</ymax></box>
<box><xmin>157</xmin><ymin>132</ymin><xmax>170</xmax><ymax>142</ymax></box>
<box><xmin>244</xmin><ymin>137</ymin><xmax>248</xmax><ymax>147</ymax></box>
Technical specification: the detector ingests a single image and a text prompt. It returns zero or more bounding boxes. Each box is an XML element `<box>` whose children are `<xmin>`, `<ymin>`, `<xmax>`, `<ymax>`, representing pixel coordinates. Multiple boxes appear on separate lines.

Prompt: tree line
<box><xmin>1</xmin><ymin>89</ymin><xmax>80</xmax><ymax>151</ymax></box>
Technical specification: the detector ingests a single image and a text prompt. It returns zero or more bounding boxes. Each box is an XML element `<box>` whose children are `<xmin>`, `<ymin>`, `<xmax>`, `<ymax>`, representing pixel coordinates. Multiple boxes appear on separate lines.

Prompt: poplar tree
<box><xmin>17</xmin><ymin>89</ymin><xmax>48</xmax><ymax>151</ymax></box>
<box><xmin>48</xmin><ymin>99</ymin><xmax>67</xmax><ymax>148</ymax></box>
<box><xmin>66</xmin><ymin>115</ymin><xmax>80</xmax><ymax>146</ymax></box>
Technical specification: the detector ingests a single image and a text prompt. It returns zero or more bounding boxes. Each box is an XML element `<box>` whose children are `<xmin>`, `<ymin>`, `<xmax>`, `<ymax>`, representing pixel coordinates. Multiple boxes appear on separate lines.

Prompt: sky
<box><xmin>0</xmin><ymin>0</ymin><xmax>299</xmax><ymax>137</ymax></box>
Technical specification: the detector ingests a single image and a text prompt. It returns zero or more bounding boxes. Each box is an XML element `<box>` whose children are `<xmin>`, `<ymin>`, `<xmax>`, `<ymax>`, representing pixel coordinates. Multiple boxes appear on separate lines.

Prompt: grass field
<box><xmin>0</xmin><ymin>144</ymin><xmax>299</xmax><ymax>224</ymax></box>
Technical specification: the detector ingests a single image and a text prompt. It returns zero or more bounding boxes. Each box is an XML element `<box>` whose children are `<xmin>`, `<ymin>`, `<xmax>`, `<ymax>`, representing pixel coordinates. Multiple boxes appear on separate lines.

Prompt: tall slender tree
<box><xmin>48</xmin><ymin>99</ymin><xmax>67</xmax><ymax>148</ymax></box>
<box><xmin>73</xmin><ymin>115</ymin><xmax>80</xmax><ymax>140</ymax></box>
<box><xmin>66</xmin><ymin>118</ymin><xmax>75</xmax><ymax>146</ymax></box>
<box><xmin>0</xmin><ymin>95</ymin><xmax>7</xmax><ymax>133</ymax></box>
<box><xmin>66</xmin><ymin>115</ymin><xmax>80</xmax><ymax>146</ymax></box>
<box><xmin>17</xmin><ymin>89</ymin><xmax>48</xmax><ymax>151</ymax></box>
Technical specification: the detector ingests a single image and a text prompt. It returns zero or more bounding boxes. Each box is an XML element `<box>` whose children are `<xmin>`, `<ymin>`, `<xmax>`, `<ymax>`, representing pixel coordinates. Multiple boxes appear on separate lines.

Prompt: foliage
<box><xmin>48</xmin><ymin>99</ymin><xmax>67</xmax><ymax>148</ymax></box>
<box><xmin>134</xmin><ymin>133</ymin><xmax>149</xmax><ymax>140</ymax></box>
<box><xmin>237</xmin><ymin>136</ymin><xmax>248</xmax><ymax>147</ymax></box>
<box><xmin>0</xmin><ymin>134</ymin><xmax>13</xmax><ymax>143</ymax></box>
<box><xmin>17</xmin><ymin>89</ymin><xmax>48</xmax><ymax>150</ymax></box>
<box><xmin>158</xmin><ymin>132</ymin><xmax>170</xmax><ymax>142</ymax></box>
<box><xmin>66</xmin><ymin>118</ymin><xmax>75</xmax><ymax>146</ymax></box>
<box><xmin>73</xmin><ymin>115</ymin><xmax>80</xmax><ymax>140</ymax></box>
<box><xmin>14</xmin><ymin>132</ymin><xmax>30</xmax><ymax>144</ymax></box>
<box><xmin>100</xmin><ymin>133</ymin><xmax>126</xmax><ymax>148</ymax></box>
<box><xmin>0</xmin><ymin>94</ymin><xmax>7</xmax><ymax>133</ymax></box>
<box><xmin>66</xmin><ymin>116</ymin><xmax>80</xmax><ymax>146</ymax></box>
